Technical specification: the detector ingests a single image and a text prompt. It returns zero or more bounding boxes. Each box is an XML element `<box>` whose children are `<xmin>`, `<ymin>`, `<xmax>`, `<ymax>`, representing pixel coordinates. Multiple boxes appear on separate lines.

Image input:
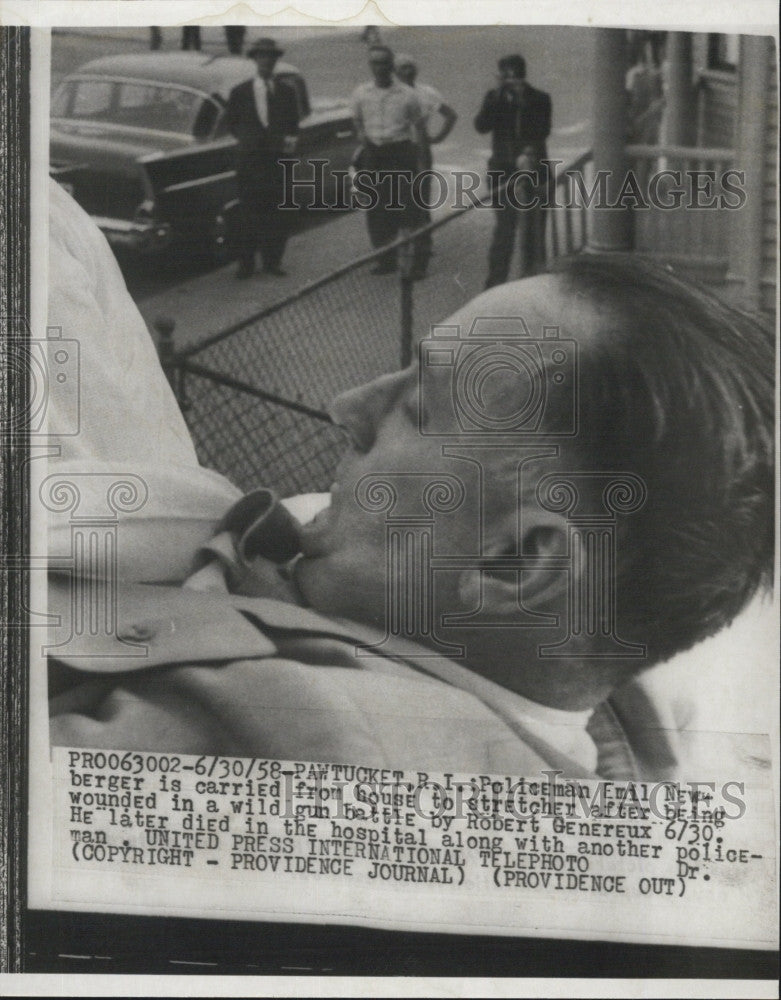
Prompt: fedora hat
<box><xmin>247</xmin><ymin>37</ymin><xmax>285</xmax><ymax>59</ymax></box>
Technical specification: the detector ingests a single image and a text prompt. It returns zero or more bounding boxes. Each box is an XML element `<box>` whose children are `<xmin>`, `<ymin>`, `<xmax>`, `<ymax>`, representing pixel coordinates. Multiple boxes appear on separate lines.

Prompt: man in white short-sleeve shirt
<box><xmin>350</xmin><ymin>45</ymin><xmax>425</xmax><ymax>275</ymax></box>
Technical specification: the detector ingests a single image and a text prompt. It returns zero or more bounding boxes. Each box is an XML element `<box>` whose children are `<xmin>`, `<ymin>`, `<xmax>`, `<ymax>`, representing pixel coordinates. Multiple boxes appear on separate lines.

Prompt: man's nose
<box><xmin>329</xmin><ymin>369</ymin><xmax>411</xmax><ymax>452</ymax></box>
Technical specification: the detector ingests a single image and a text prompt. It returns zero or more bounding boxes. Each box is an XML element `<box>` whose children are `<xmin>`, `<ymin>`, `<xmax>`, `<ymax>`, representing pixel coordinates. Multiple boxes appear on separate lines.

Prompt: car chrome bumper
<box><xmin>93</xmin><ymin>215</ymin><xmax>171</xmax><ymax>252</ymax></box>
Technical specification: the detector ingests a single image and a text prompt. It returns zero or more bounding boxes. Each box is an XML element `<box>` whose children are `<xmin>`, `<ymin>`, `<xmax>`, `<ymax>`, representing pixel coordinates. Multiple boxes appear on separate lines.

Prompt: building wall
<box><xmin>704</xmin><ymin>33</ymin><xmax>777</xmax><ymax>318</ymax></box>
<box><xmin>760</xmin><ymin>48</ymin><xmax>777</xmax><ymax>313</ymax></box>
<box><xmin>698</xmin><ymin>72</ymin><xmax>739</xmax><ymax>147</ymax></box>
<box><xmin>692</xmin><ymin>32</ymin><xmax>739</xmax><ymax>148</ymax></box>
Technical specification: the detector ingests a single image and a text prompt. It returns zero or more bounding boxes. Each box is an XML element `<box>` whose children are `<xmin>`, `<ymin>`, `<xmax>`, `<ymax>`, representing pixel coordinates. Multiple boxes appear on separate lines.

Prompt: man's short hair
<box><xmin>369</xmin><ymin>45</ymin><xmax>394</xmax><ymax>65</ymax></box>
<box><xmin>498</xmin><ymin>54</ymin><xmax>526</xmax><ymax>79</ymax></box>
<box><xmin>551</xmin><ymin>253</ymin><xmax>774</xmax><ymax>665</ymax></box>
<box><xmin>395</xmin><ymin>53</ymin><xmax>417</xmax><ymax>70</ymax></box>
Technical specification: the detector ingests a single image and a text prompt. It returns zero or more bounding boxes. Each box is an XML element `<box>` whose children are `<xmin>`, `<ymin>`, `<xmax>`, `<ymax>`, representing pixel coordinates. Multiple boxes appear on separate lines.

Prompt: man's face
<box><xmin>369</xmin><ymin>52</ymin><xmax>394</xmax><ymax>86</ymax></box>
<box><xmin>295</xmin><ymin>275</ymin><xmax>584</xmax><ymax>633</ymax></box>
<box><xmin>396</xmin><ymin>62</ymin><xmax>416</xmax><ymax>87</ymax></box>
<box><xmin>498</xmin><ymin>64</ymin><xmax>524</xmax><ymax>91</ymax></box>
<box><xmin>254</xmin><ymin>53</ymin><xmax>278</xmax><ymax>80</ymax></box>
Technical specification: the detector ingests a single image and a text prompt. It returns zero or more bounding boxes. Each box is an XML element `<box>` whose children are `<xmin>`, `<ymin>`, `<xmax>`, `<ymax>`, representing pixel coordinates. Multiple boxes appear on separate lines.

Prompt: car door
<box><xmin>138</xmin><ymin>88</ymin><xmax>243</xmax><ymax>257</ymax></box>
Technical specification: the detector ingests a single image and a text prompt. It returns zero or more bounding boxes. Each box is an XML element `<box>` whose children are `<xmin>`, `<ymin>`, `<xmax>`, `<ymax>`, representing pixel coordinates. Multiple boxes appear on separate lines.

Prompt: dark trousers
<box><xmin>361</xmin><ymin>141</ymin><xmax>418</xmax><ymax>268</ymax></box>
<box><xmin>224</xmin><ymin>26</ymin><xmax>246</xmax><ymax>54</ymax></box>
<box><xmin>406</xmin><ymin>155</ymin><xmax>434</xmax><ymax>275</ymax></box>
<box><xmin>236</xmin><ymin>204</ymin><xmax>290</xmax><ymax>269</ymax></box>
<box><xmin>485</xmin><ymin>168</ymin><xmax>547</xmax><ymax>288</ymax></box>
<box><xmin>181</xmin><ymin>26</ymin><xmax>201</xmax><ymax>51</ymax></box>
<box><xmin>236</xmin><ymin>163</ymin><xmax>291</xmax><ymax>270</ymax></box>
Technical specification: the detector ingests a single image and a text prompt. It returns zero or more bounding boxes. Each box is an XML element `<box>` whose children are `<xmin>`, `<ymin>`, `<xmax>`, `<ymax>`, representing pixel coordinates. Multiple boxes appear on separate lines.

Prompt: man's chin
<box><xmin>293</xmin><ymin>553</ymin><xmax>382</xmax><ymax>626</ymax></box>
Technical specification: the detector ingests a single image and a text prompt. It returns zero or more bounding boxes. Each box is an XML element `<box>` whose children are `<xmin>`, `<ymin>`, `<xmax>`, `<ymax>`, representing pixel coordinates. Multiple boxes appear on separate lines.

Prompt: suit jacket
<box><xmin>474</xmin><ymin>81</ymin><xmax>551</xmax><ymax>169</ymax></box>
<box><xmin>225</xmin><ymin>76</ymin><xmax>300</xmax><ymax>198</ymax></box>
<box><xmin>47</xmin><ymin>575</ymin><xmax>692</xmax><ymax>780</ymax></box>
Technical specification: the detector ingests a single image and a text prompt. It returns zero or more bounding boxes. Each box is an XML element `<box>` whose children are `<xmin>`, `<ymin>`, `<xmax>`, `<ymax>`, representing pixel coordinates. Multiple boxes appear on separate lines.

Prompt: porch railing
<box><xmin>624</xmin><ymin>143</ymin><xmax>735</xmax><ymax>279</ymax></box>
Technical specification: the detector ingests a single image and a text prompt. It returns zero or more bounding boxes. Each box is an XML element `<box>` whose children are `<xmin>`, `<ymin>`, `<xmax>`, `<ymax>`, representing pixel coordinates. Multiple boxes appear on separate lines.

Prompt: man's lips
<box><xmin>297</xmin><ymin>490</ymin><xmax>334</xmax><ymax>558</ymax></box>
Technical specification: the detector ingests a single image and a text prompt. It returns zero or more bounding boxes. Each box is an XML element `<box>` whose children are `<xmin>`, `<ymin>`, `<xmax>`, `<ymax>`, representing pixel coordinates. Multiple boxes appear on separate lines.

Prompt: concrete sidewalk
<box><xmin>138</xmin><ymin>203</ymin><xmax>494</xmax><ymax>356</ymax></box>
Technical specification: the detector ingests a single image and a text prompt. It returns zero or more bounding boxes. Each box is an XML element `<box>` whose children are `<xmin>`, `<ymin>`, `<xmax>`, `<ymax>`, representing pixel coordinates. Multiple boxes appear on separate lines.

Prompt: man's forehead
<box><xmin>392</xmin><ymin>275</ymin><xmax>603</xmax><ymax>398</ymax></box>
<box><xmin>399</xmin><ymin>275</ymin><xmax>595</xmax><ymax>443</ymax></box>
<box><xmin>440</xmin><ymin>275</ymin><xmax>576</xmax><ymax>339</ymax></box>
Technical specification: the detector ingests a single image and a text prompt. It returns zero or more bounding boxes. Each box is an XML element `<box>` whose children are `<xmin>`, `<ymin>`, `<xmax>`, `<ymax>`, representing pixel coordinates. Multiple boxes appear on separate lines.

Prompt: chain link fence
<box><xmin>163</xmin><ymin>241</ymin><xmax>416</xmax><ymax>495</ymax></box>
<box><xmin>161</xmin><ymin>156</ymin><xmax>593</xmax><ymax>496</ymax></box>
<box><xmin>176</xmin><ymin>367</ymin><xmax>346</xmax><ymax>495</ymax></box>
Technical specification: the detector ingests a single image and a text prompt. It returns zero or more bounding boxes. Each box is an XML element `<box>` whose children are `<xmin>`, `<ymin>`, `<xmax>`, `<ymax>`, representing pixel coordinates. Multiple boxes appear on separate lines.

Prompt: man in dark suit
<box><xmin>225</xmin><ymin>37</ymin><xmax>300</xmax><ymax>278</ymax></box>
<box><xmin>475</xmin><ymin>54</ymin><xmax>552</xmax><ymax>288</ymax></box>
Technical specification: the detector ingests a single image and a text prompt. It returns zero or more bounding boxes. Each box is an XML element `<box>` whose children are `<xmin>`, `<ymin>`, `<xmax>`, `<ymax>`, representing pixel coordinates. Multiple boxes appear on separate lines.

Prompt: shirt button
<box><xmin>118</xmin><ymin>621</ymin><xmax>156</xmax><ymax>642</ymax></box>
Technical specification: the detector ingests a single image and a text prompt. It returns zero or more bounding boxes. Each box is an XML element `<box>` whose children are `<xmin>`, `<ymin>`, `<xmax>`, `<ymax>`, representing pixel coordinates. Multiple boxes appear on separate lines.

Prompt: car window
<box><xmin>71</xmin><ymin>80</ymin><xmax>113</xmax><ymax>119</ymax></box>
<box><xmin>117</xmin><ymin>83</ymin><xmax>159</xmax><ymax>109</ymax></box>
<box><xmin>51</xmin><ymin>82</ymin><xmax>74</xmax><ymax>117</ymax></box>
<box><xmin>115</xmin><ymin>82</ymin><xmax>202</xmax><ymax>133</ymax></box>
<box><xmin>192</xmin><ymin>98</ymin><xmax>220</xmax><ymax>140</ymax></box>
<box><xmin>55</xmin><ymin>77</ymin><xmax>213</xmax><ymax>136</ymax></box>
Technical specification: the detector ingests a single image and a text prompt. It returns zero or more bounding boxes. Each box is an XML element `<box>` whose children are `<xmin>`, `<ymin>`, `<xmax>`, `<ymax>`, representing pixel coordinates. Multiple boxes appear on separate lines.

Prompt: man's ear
<box><xmin>456</xmin><ymin>514</ymin><xmax>570</xmax><ymax>619</ymax></box>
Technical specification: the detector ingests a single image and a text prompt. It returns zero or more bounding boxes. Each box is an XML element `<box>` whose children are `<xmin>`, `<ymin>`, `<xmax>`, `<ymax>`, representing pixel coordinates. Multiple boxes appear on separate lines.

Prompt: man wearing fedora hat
<box><xmin>225</xmin><ymin>37</ymin><xmax>300</xmax><ymax>278</ymax></box>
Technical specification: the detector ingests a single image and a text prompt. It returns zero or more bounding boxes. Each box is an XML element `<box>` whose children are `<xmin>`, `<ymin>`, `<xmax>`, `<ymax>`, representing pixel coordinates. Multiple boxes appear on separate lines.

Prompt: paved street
<box><xmin>51</xmin><ymin>25</ymin><xmax>594</xmax><ymax>350</ymax></box>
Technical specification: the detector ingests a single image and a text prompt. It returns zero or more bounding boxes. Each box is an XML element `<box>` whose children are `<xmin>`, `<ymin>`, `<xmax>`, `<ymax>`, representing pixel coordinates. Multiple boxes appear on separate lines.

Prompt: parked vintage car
<box><xmin>50</xmin><ymin>52</ymin><xmax>357</xmax><ymax>260</ymax></box>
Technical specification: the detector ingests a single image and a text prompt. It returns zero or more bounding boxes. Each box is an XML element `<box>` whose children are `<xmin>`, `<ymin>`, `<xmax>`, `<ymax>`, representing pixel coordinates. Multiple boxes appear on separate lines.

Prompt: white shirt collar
<box><xmin>497</xmin><ymin>687</ymin><xmax>597</xmax><ymax>774</ymax></box>
<box><xmin>252</xmin><ymin>75</ymin><xmax>270</xmax><ymax>126</ymax></box>
<box><xmin>383</xmin><ymin>641</ymin><xmax>599</xmax><ymax>775</ymax></box>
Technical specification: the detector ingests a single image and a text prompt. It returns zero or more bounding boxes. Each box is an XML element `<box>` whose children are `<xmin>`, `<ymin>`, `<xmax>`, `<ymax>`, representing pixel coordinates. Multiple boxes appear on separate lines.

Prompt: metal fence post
<box><xmin>154</xmin><ymin>315</ymin><xmax>187</xmax><ymax>409</ymax></box>
<box><xmin>155</xmin><ymin>315</ymin><xmax>175</xmax><ymax>382</ymax></box>
<box><xmin>399</xmin><ymin>235</ymin><xmax>414</xmax><ymax>368</ymax></box>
